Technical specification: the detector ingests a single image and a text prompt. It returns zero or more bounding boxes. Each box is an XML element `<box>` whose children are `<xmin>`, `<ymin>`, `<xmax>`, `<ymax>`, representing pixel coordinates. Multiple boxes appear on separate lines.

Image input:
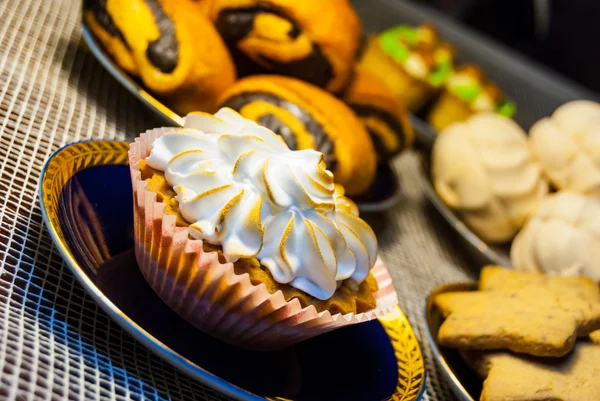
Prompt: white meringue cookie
<box><xmin>511</xmin><ymin>192</ymin><xmax>600</xmax><ymax>282</ymax></box>
<box><xmin>145</xmin><ymin>108</ymin><xmax>378</xmax><ymax>300</ymax></box>
<box><xmin>432</xmin><ymin>113</ymin><xmax>548</xmax><ymax>243</ymax></box>
<box><xmin>529</xmin><ymin>100</ymin><xmax>600</xmax><ymax>198</ymax></box>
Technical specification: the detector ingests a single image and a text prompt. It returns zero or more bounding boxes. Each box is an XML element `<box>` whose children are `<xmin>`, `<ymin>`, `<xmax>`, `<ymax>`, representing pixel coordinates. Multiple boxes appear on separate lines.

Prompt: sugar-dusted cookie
<box><xmin>479</xmin><ymin>266</ymin><xmax>600</xmax><ymax>302</ymax></box>
<box><xmin>510</xmin><ymin>191</ymin><xmax>600</xmax><ymax>282</ymax></box>
<box><xmin>435</xmin><ymin>286</ymin><xmax>600</xmax><ymax>356</ymax></box>
<box><xmin>479</xmin><ymin>343</ymin><xmax>600</xmax><ymax>401</ymax></box>
<box><xmin>529</xmin><ymin>100</ymin><xmax>600</xmax><ymax>198</ymax></box>
<box><xmin>431</xmin><ymin>113</ymin><xmax>549</xmax><ymax>243</ymax></box>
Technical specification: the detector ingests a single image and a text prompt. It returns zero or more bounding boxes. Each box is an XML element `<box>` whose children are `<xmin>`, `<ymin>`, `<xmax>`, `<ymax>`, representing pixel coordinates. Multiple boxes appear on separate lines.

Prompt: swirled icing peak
<box><xmin>145</xmin><ymin>108</ymin><xmax>378</xmax><ymax>300</ymax></box>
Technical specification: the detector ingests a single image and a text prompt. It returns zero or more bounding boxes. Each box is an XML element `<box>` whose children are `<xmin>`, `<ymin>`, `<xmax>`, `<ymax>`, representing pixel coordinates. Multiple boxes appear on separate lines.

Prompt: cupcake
<box><xmin>432</xmin><ymin>113</ymin><xmax>549</xmax><ymax>243</ymax></box>
<box><xmin>129</xmin><ymin>108</ymin><xmax>398</xmax><ymax>350</ymax></box>
<box><xmin>427</xmin><ymin>65</ymin><xmax>516</xmax><ymax>132</ymax></box>
<box><xmin>359</xmin><ymin>24</ymin><xmax>455</xmax><ymax>112</ymax></box>
<box><xmin>210</xmin><ymin>0</ymin><xmax>361</xmax><ymax>93</ymax></box>
<box><xmin>218</xmin><ymin>75</ymin><xmax>377</xmax><ymax>196</ymax></box>
<box><xmin>529</xmin><ymin>100</ymin><xmax>600</xmax><ymax>198</ymax></box>
<box><xmin>84</xmin><ymin>0</ymin><xmax>236</xmax><ymax>114</ymax></box>
<box><xmin>342</xmin><ymin>67</ymin><xmax>414</xmax><ymax>160</ymax></box>
<box><xmin>511</xmin><ymin>192</ymin><xmax>600</xmax><ymax>282</ymax></box>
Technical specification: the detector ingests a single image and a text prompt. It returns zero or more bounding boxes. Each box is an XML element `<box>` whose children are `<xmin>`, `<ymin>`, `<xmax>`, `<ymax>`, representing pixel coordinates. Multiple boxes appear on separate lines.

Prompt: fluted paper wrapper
<box><xmin>129</xmin><ymin>128</ymin><xmax>399</xmax><ymax>350</ymax></box>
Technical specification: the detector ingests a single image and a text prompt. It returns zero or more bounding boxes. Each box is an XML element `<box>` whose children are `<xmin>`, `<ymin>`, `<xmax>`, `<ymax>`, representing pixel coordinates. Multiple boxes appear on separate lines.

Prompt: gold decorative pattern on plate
<box><xmin>41</xmin><ymin>140</ymin><xmax>130</xmax><ymax>245</ymax></box>
<box><xmin>425</xmin><ymin>283</ymin><xmax>478</xmax><ymax>401</ymax></box>
<box><xmin>380</xmin><ymin>306</ymin><xmax>427</xmax><ymax>401</ymax></box>
<box><xmin>267</xmin><ymin>305</ymin><xmax>426</xmax><ymax>401</ymax></box>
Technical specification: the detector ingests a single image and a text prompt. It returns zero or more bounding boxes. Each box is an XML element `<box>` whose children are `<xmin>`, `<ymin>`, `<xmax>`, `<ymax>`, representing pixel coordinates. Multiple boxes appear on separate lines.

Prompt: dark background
<box><xmin>417</xmin><ymin>0</ymin><xmax>600</xmax><ymax>94</ymax></box>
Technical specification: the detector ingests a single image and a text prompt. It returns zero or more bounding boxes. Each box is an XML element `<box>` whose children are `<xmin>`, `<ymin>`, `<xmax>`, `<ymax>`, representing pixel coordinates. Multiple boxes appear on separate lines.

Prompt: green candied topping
<box><xmin>429</xmin><ymin>61</ymin><xmax>453</xmax><ymax>88</ymax></box>
<box><xmin>449</xmin><ymin>81</ymin><xmax>481</xmax><ymax>101</ymax></box>
<box><xmin>496</xmin><ymin>101</ymin><xmax>517</xmax><ymax>117</ymax></box>
<box><xmin>434</xmin><ymin>49</ymin><xmax>452</xmax><ymax>65</ymax></box>
<box><xmin>379</xmin><ymin>32</ymin><xmax>409</xmax><ymax>63</ymax></box>
<box><xmin>386</xmin><ymin>25</ymin><xmax>419</xmax><ymax>45</ymax></box>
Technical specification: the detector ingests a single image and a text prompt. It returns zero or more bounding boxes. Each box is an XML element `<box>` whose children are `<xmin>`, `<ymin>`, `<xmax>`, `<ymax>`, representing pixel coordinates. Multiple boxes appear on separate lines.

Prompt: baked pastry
<box><xmin>342</xmin><ymin>67</ymin><xmax>414</xmax><ymax>160</ymax></box>
<box><xmin>218</xmin><ymin>75</ymin><xmax>377</xmax><ymax>196</ymax></box>
<box><xmin>427</xmin><ymin>65</ymin><xmax>516</xmax><ymax>131</ymax></box>
<box><xmin>529</xmin><ymin>100</ymin><xmax>600</xmax><ymax>198</ymax></box>
<box><xmin>477</xmin><ymin>343</ymin><xmax>600</xmax><ymax>401</ymax></box>
<box><xmin>83</xmin><ymin>0</ymin><xmax>236</xmax><ymax>114</ymax></box>
<box><xmin>359</xmin><ymin>24</ymin><xmax>454</xmax><ymax>112</ymax></box>
<box><xmin>479</xmin><ymin>266</ymin><xmax>600</xmax><ymax>301</ymax></box>
<box><xmin>438</xmin><ymin>269</ymin><xmax>600</xmax><ymax>401</ymax></box>
<box><xmin>210</xmin><ymin>0</ymin><xmax>361</xmax><ymax>93</ymax></box>
<box><xmin>432</xmin><ymin>113</ymin><xmax>548</xmax><ymax>243</ymax></box>
<box><xmin>511</xmin><ymin>191</ymin><xmax>600</xmax><ymax>282</ymax></box>
<box><xmin>435</xmin><ymin>285</ymin><xmax>600</xmax><ymax>356</ymax></box>
<box><xmin>129</xmin><ymin>108</ymin><xmax>397</xmax><ymax>349</ymax></box>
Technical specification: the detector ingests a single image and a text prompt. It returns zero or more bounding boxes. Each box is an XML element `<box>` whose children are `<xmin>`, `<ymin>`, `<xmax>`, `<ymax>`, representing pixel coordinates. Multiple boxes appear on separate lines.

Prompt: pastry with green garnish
<box><xmin>428</xmin><ymin>64</ymin><xmax>516</xmax><ymax>131</ymax></box>
<box><xmin>359</xmin><ymin>24</ymin><xmax>455</xmax><ymax>112</ymax></box>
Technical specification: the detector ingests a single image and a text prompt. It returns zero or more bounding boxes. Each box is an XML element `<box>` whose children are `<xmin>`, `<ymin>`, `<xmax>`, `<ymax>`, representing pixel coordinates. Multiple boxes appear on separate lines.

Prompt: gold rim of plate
<box><xmin>425</xmin><ymin>282</ymin><xmax>478</xmax><ymax>401</ymax></box>
<box><xmin>40</xmin><ymin>140</ymin><xmax>426</xmax><ymax>401</ymax></box>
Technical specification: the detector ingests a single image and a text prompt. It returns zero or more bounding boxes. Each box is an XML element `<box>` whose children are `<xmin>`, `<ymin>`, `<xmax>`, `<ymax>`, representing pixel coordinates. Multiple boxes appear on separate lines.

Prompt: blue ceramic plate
<box><xmin>424</xmin><ymin>283</ymin><xmax>478</xmax><ymax>401</ymax></box>
<box><xmin>39</xmin><ymin>140</ymin><xmax>426</xmax><ymax>401</ymax></box>
<box><xmin>81</xmin><ymin>24</ymin><xmax>402</xmax><ymax>213</ymax></box>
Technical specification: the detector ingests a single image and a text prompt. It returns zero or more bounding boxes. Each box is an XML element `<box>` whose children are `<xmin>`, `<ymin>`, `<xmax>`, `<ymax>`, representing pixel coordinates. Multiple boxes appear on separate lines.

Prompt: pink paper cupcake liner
<box><xmin>129</xmin><ymin>128</ymin><xmax>399</xmax><ymax>350</ymax></box>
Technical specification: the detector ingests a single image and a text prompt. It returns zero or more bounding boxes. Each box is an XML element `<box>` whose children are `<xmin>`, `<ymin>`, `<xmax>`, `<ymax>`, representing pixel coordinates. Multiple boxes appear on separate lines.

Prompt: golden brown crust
<box><xmin>84</xmin><ymin>10</ymin><xmax>138</xmax><ymax>75</ymax></box>
<box><xmin>359</xmin><ymin>36</ymin><xmax>439</xmax><ymax>112</ymax></box>
<box><xmin>209</xmin><ymin>0</ymin><xmax>361</xmax><ymax>93</ymax></box>
<box><xmin>479</xmin><ymin>266</ymin><xmax>600</xmax><ymax>302</ymax></box>
<box><xmin>138</xmin><ymin>160</ymin><xmax>378</xmax><ymax>314</ymax></box>
<box><xmin>479</xmin><ymin>343</ymin><xmax>600</xmax><ymax>401</ymax></box>
<box><xmin>458</xmin><ymin>349</ymin><xmax>489</xmax><ymax>379</ymax></box>
<box><xmin>435</xmin><ymin>285</ymin><xmax>600</xmax><ymax>357</ymax></box>
<box><xmin>448</xmin><ymin>267</ymin><xmax>600</xmax><ymax>400</ymax></box>
<box><xmin>218</xmin><ymin>75</ymin><xmax>377</xmax><ymax>195</ymax></box>
<box><xmin>84</xmin><ymin>0</ymin><xmax>236</xmax><ymax>114</ymax></box>
<box><xmin>426</xmin><ymin>91</ymin><xmax>473</xmax><ymax>132</ymax></box>
<box><xmin>343</xmin><ymin>67</ymin><xmax>414</xmax><ymax>159</ymax></box>
<box><xmin>428</xmin><ymin>64</ymin><xmax>512</xmax><ymax>131</ymax></box>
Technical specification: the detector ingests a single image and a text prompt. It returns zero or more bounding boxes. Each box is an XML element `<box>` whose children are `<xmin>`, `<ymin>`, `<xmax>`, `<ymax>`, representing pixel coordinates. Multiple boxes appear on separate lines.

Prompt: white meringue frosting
<box><xmin>432</xmin><ymin>113</ymin><xmax>549</xmax><ymax>243</ymax></box>
<box><xmin>529</xmin><ymin>100</ymin><xmax>600</xmax><ymax>198</ymax></box>
<box><xmin>511</xmin><ymin>192</ymin><xmax>600</xmax><ymax>282</ymax></box>
<box><xmin>145</xmin><ymin>108</ymin><xmax>378</xmax><ymax>300</ymax></box>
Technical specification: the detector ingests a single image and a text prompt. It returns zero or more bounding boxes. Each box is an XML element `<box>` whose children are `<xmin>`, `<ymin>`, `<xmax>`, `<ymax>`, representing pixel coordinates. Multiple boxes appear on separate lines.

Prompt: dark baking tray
<box><xmin>352</xmin><ymin>0</ymin><xmax>600</xmax><ymax>148</ymax></box>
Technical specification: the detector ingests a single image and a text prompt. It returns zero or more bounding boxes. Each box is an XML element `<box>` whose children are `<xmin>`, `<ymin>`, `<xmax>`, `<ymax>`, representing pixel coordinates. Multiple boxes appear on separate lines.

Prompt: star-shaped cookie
<box><xmin>478</xmin><ymin>342</ymin><xmax>600</xmax><ymax>401</ymax></box>
<box><xmin>435</xmin><ymin>284</ymin><xmax>600</xmax><ymax>356</ymax></box>
<box><xmin>479</xmin><ymin>266</ymin><xmax>600</xmax><ymax>301</ymax></box>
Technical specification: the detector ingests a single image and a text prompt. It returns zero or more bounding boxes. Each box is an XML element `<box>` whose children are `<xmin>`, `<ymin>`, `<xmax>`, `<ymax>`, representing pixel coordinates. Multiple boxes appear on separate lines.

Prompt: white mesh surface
<box><xmin>0</xmin><ymin>0</ymin><xmax>232</xmax><ymax>399</ymax></box>
<box><xmin>0</xmin><ymin>0</ymin><xmax>592</xmax><ymax>400</ymax></box>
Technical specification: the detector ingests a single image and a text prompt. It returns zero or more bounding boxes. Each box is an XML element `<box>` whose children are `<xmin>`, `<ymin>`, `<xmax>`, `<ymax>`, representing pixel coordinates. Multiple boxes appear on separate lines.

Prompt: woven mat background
<box><xmin>0</xmin><ymin>0</ymin><xmax>560</xmax><ymax>399</ymax></box>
